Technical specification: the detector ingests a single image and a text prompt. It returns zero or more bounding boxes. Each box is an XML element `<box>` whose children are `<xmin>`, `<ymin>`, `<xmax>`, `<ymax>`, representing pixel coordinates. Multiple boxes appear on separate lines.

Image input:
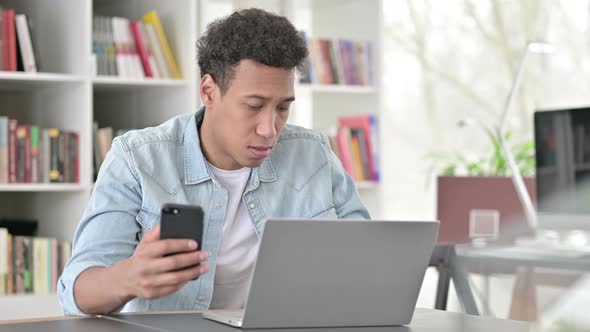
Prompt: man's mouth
<box><xmin>248</xmin><ymin>146</ymin><xmax>272</xmax><ymax>158</ymax></box>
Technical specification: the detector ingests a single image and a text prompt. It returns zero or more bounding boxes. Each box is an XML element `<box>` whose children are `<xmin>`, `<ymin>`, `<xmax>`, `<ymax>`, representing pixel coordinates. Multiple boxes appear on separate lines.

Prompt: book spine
<box><xmin>63</xmin><ymin>132</ymin><xmax>69</xmax><ymax>183</ymax></box>
<box><xmin>0</xmin><ymin>228</ymin><xmax>8</xmax><ymax>295</ymax></box>
<box><xmin>51</xmin><ymin>239</ymin><xmax>57</xmax><ymax>293</ymax></box>
<box><xmin>31</xmin><ymin>125</ymin><xmax>39</xmax><ymax>182</ymax></box>
<box><xmin>72</xmin><ymin>132</ymin><xmax>79</xmax><ymax>183</ymax></box>
<box><xmin>23</xmin><ymin>237</ymin><xmax>32</xmax><ymax>293</ymax></box>
<box><xmin>0</xmin><ymin>7</ymin><xmax>2</xmax><ymax>67</ymax></box>
<box><xmin>0</xmin><ymin>116</ymin><xmax>8</xmax><ymax>183</ymax></box>
<box><xmin>143</xmin><ymin>11</ymin><xmax>181</xmax><ymax>78</ymax></box>
<box><xmin>14</xmin><ymin>14</ymin><xmax>36</xmax><ymax>73</ymax></box>
<box><xmin>349</xmin><ymin>135</ymin><xmax>364</xmax><ymax>181</ymax></box>
<box><xmin>49</xmin><ymin>128</ymin><xmax>60</xmax><ymax>183</ymax></box>
<box><xmin>41</xmin><ymin>129</ymin><xmax>50</xmax><ymax>183</ymax></box>
<box><xmin>7</xmin><ymin>9</ymin><xmax>16</xmax><ymax>71</ymax></box>
<box><xmin>15</xmin><ymin>124</ymin><xmax>29</xmax><ymax>183</ymax></box>
<box><xmin>144</xmin><ymin>23</ymin><xmax>169</xmax><ymax>78</ymax></box>
<box><xmin>2</xmin><ymin>10</ymin><xmax>10</xmax><ymax>70</ymax></box>
<box><xmin>8</xmin><ymin>119</ymin><xmax>17</xmax><ymax>182</ymax></box>
<box><xmin>6</xmin><ymin>233</ymin><xmax>12</xmax><ymax>294</ymax></box>
<box><xmin>131</xmin><ymin>20</ymin><xmax>153</xmax><ymax>77</ymax></box>
<box><xmin>335</xmin><ymin>127</ymin><xmax>355</xmax><ymax>178</ymax></box>
<box><xmin>13</xmin><ymin>236</ymin><xmax>25</xmax><ymax>294</ymax></box>
<box><xmin>351</xmin><ymin>128</ymin><xmax>371</xmax><ymax>181</ymax></box>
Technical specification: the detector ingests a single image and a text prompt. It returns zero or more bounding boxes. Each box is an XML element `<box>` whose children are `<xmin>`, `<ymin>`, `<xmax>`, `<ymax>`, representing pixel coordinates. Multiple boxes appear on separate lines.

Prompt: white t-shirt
<box><xmin>208</xmin><ymin>163</ymin><xmax>260</xmax><ymax>309</ymax></box>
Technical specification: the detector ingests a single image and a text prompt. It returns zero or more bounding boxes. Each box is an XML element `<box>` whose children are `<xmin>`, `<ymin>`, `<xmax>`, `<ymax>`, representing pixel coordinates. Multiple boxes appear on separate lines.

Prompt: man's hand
<box><xmin>74</xmin><ymin>224</ymin><xmax>209</xmax><ymax>314</ymax></box>
<box><xmin>123</xmin><ymin>224</ymin><xmax>209</xmax><ymax>299</ymax></box>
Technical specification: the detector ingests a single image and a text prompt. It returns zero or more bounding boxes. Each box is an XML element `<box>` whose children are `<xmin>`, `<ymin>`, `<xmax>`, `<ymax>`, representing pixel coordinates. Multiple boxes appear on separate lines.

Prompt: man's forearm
<box><xmin>73</xmin><ymin>259</ymin><xmax>135</xmax><ymax>315</ymax></box>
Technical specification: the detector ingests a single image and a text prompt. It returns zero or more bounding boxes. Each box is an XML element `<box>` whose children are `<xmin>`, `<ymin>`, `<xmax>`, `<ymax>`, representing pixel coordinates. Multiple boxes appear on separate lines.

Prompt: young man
<box><xmin>58</xmin><ymin>8</ymin><xmax>369</xmax><ymax>315</ymax></box>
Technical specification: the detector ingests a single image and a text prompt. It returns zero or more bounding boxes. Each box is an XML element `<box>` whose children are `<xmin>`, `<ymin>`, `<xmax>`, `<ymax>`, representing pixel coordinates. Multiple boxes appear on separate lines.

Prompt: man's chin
<box><xmin>241</xmin><ymin>158</ymin><xmax>266</xmax><ymax>168</ymax></box>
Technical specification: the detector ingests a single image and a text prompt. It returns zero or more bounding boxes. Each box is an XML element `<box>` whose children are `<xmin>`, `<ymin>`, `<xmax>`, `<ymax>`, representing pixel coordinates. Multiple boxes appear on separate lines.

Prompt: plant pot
<box><xmin>436</xmin><ymin>175</ymin><xmax>536</xmax><ymax>245</ymax></box>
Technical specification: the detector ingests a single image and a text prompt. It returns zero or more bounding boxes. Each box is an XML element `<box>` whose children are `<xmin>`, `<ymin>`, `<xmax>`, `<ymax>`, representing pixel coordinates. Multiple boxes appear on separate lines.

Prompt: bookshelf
<box><xmin>286</xmin><ymin>0</ymin><xmax>384</xmax><ymax>218</ymax></box>
<box><xmin>0</xmin><ymin>0</ymin><xmax>383</xmax><ymax>319</ymax></box>
<box><xmin>0</xmin><ymin>0</ymin><xmax>197</xmax><ymax>319</ymax></box>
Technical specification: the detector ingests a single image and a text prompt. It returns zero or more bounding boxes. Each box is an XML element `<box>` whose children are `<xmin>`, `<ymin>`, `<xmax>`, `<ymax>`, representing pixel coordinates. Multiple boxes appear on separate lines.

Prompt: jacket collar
<box><xmin>183</xmin><ymin>107</ymin><xmax>277</xmax><ymax>185</ymax></box>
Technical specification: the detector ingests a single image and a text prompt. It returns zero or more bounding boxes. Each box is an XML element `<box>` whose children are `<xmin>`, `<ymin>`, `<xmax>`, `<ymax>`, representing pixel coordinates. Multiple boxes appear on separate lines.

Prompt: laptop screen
<box><xmin>535</xmin><ymin>107</ymin><xmax>590</xmax><ymax>215</ymax></box>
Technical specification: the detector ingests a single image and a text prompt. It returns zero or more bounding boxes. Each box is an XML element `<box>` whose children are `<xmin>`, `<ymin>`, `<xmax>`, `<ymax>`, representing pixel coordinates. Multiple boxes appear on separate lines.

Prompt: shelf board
<box><xmin>575</xmin><ymin>163</ymin><xmax>590</xmax><ymax>172</ymax></box>
<box><xmin>355</xmin><ymin>181</ymin><xmax>379</xmax><ymax>189</ymax></box>
<box><xmin>0</xmin><ymin>184</ymin><xmax>87</xmax><ymax>192</ymax></box>
<box><xmin>297</xmin><ymin>84</ymin><xmax>376</xmax><ymax>94</ymax></box>
<box><xmin>93</xmin><ymin>76</ymin><xmax>191</xmax><ymax>91</ymax></box>
<box><xmin>0</xmin><ymin>72</ymin><xmax>86</xmax><ymax>90</ymax></box>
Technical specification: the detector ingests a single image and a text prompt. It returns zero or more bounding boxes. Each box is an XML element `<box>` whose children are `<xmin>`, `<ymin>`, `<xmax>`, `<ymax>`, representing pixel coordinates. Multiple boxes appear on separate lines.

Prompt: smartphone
<box><xmin>160</xmin><ymin>203</ymin><xmax>204</xmax><ymax>252</ymax></box>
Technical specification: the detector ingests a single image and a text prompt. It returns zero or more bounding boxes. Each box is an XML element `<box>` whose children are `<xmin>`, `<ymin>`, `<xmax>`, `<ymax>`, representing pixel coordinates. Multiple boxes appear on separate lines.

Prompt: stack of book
<box><xmin>0</xmin><ymin>117</ymin><xmax>79</xmax><ymax>184</ymax></box>
<box><xmin>0</xmin><ymin>227</ymin><xmax>71</xmax><ymax>295</ymax></box>
<box><xmin>0</xmin><ymin>7</ymin><xmax>38</xmax><ymax>73</ymax></box>
<box><xmin>299</xmin><ymin>34</ymin><xmax>373</xmax><ymax>86</ymax></box>
<box><xmin>92</xmin><ymin>10</ymin><xmax>181</xmax><ymax>79</ymax></box>
<box><xmin>328</xmin><ymin>115</ymin><xmax>379</xmax><ymax>182</ymax></box>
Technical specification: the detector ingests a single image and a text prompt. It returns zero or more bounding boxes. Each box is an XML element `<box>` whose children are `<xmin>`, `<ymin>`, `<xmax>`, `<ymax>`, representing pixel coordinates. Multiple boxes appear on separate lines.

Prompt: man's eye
<box><xmin>247</xmin><ymin>104</ymin><xmax>263</xmax><ymax>110</ymax></box>
<box><xmin>278</xmin><ymin>106</ymin><xmax>290</xmax><ymax>112</ymax></box>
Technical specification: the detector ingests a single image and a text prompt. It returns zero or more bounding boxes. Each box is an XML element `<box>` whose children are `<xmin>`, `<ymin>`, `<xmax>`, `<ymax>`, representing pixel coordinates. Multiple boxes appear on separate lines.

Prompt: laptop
<box><xmin>203</xmin><ymin>219</ymin><xmax>439</xmax><ymax>329</ymax></box>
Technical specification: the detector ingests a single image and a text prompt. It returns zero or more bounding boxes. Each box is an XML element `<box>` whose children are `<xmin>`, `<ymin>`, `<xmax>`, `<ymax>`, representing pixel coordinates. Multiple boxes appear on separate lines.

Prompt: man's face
<box><xmin>200</xmin><ymin>59</ymin><xmax>295</xmax><ymax>170</ymax></box>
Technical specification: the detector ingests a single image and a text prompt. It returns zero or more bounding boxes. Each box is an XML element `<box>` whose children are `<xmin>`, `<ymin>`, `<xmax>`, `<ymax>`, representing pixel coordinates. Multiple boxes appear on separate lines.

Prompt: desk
<box><xmin>455</xmin><ymin>245</ymin><xmax>590</xmax><ymax>321</ymax></box>
<box><xmin>0</xmin><ymin>308</ymin><xmax>530</xmax><ymax>332</ymax></box>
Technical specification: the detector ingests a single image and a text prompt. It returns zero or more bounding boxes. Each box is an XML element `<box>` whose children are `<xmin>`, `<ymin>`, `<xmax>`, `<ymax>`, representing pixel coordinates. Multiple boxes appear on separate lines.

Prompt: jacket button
<box><xmin>198</xmin><ymin>296</ymin><xmax>206</xmax><ymax>302</ymax></box>
<box><xmin>249</xmin><ymin>203</ymin><xmax>256</xmax><ymax>209</ymax></box>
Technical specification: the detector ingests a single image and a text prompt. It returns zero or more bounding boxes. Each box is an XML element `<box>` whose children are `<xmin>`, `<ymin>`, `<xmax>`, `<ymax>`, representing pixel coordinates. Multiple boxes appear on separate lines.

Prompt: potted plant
<box><xmin>431</xmin><ymin>128</ymin><xmax>537</xmax><ymax>245</ymax></box>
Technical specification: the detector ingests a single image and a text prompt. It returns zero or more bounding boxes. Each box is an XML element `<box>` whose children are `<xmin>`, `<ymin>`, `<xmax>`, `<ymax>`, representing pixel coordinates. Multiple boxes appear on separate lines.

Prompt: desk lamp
<box><xmin>497</xmin><ymin>41</ymin><xmax>554</xmax><ymax>232</ymax></box>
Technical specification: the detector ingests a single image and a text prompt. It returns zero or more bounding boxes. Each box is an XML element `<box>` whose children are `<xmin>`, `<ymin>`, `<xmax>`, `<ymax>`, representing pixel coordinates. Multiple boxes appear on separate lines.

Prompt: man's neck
<box><xmin>199</xmin><ymin>112</ymin><xmax>241</xmax><ymax>171</ymax></box>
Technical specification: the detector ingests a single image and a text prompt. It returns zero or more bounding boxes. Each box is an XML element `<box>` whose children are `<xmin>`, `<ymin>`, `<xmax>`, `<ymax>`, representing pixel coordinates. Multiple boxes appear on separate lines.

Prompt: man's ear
<box><xmin>200</xmin><ymin>74</ymin><xmax>218</xmax><ymax>106</ymax></box>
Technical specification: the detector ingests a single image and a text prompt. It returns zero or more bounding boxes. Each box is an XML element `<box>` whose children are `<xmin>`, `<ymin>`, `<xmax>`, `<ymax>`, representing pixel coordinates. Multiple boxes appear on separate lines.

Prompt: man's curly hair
<box><xmin>197</xmin><ymin>8</ymin><xmax>308</xmax><ymax>95</ymax></box>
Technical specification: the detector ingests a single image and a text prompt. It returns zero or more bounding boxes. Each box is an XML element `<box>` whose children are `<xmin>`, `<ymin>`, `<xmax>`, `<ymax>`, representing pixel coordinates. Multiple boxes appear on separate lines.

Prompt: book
<box><xmin>131</xmin><ymin>20</ymin><xmax>153</xmax><ymax>77</ymax></box>
<box><xmin>14</xmin><ymin>14</ymin><xmax>37</xmax><ymax>72</ymax></box>
<box><xmin>349</xmin><ymin>134</ymin><xmax>365</xmax><ymax>181</ymax></box>
<box><xmin>6</xmin><ymin>9</ymin><xmax>15</xmax><ymax>71</ymax></box>
<box><xmin>48</xmin><ymin>128</ymin><xmax>61</xmax><ymax>183</ymax></box>
<box><xmin>351</xmin><ymin>128</ymin><xmax>371</xmax><ymax>180</ymax></box>
<box><xmin>139</xmin><ymin>22</ymin><xmax>160</xmax><ymax>78</ymax></box>
<box><xmin>0</xmin><ymin>116</ymin><xmax>7</xmax><ymax>183</ymax></box>
<box><xmin>40</xmin><ymin>129</ymin><xmax>50</xmax><ymax>183</ymax></box>
<box><xmin>142</xmin><ymin>10</ymin><xmax>181</xmax><ymax>78</ymax></box>
<box><xmin>50</xmin><ymin>238</ymin><xmax>57</xmax><ymax>293</ymax></box>
<box><xmin>8</xmin><ymin>119</ymin><xmax>17</xmax><ymax>182</ymax></box>
<box><xmin>338</xmin><ymin>115</ymin><xmax>379</xmax><ymax>181</ymax></box>
<box><xmin>335</xmin><ymin>127</ymin><xmax>354</xmax><ymax>178</ymax></box>
<box><xmin>6</xmin><ymin>232</ymin><xmax>12</xmax><ymax>294</ymax></box>
<box><xmin>13</xmin><ymin>236</ymin><xmax>25</xmax><ymax>293</ymax></box>
<box><xmin>144</xmin><ymin>23</ymin><xmax>169</xmax><ymax>78</ymax></box>
<box><xmin>23</xmin><ymin>237</ymin><xmax>33</xmax><ymax>293</ymax></box>
<box><xmin>30</xmin><ymin>125</ymin><xmax>39</xmax><ymax>182</ymax></box>
<box><xmin>0</xmin><ymin>228</ymin><xmax>7</xmax><ymax>295</ymax></box>
<box><xmin>32</xmin><ymin>237</ymin><xmax>45</xmax><ymax>294</ymax></box>
<box><xmin>97</xmin><ymin>127</ymin><xmax>113</xmax><ymax>163</ymax></box>
<box><xmin>71</xmin><ymin>132</ymin><xmax>79</xmax><ymax>183</ymax></box>
<box><xmin>15</xmin><ymin>124</ymin><xmax>31</xmax><ymax>183</ymax></box>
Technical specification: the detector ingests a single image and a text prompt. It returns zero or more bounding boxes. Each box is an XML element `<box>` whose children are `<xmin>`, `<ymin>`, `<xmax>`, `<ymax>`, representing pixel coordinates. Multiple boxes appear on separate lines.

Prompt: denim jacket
<box><xmin>58</xmin><ymin>108</ymin><xmax>369</xmax><ymax>315</ymax></box>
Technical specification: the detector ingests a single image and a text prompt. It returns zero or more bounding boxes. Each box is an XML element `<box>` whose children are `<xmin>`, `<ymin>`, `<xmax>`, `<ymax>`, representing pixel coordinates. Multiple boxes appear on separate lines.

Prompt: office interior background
<box><xmin>1</xmin><ymin>0</ymin><xmax>590</xmax><ymax>329</ymax></box>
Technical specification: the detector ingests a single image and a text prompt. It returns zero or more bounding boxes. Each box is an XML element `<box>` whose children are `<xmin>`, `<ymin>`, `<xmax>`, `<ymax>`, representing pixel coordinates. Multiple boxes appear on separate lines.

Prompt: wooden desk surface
<box><xmin>0</xmin><ymin>308</ymin><xmax>531</xmax><ymax>332</ymax></box>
